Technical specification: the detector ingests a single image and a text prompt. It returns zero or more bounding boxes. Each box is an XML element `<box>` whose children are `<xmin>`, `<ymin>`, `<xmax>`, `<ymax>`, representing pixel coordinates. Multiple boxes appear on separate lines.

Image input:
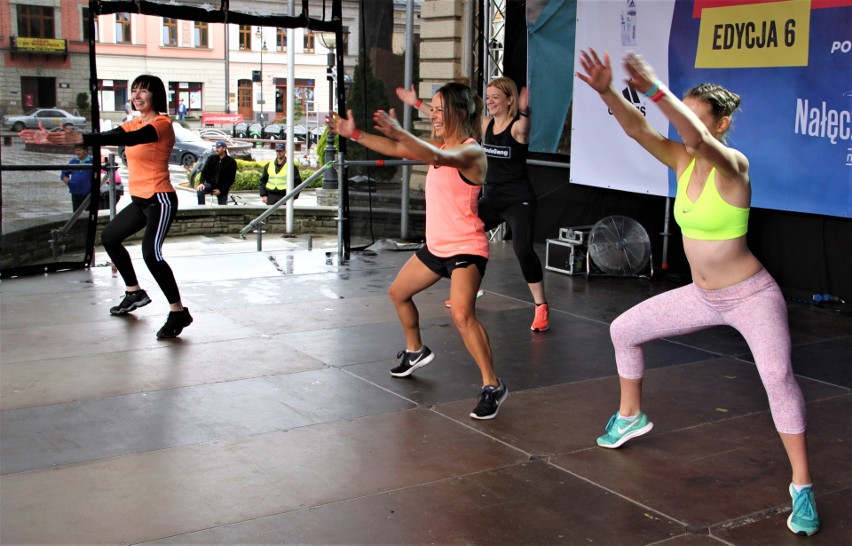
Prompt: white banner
<box><xmin>571</xmin><ymin>0</ymin><xmax>675</xmax><ymax>197</ymax></box>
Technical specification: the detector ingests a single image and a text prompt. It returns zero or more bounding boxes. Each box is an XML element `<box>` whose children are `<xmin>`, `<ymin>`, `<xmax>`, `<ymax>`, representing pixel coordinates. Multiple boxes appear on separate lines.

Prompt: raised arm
<box><xmin>328</xmin><ymin>109</ymin><xmax>421</xmax><ymax>160</ymax></box>
<box><xmin>622</xmin><ymin>52</ymin><xmax>748</xmax><ymax>181</ymax></box>
<box><xmin>576</xmin><ymin>48</ymin><xmax>682</xmax><ymax>171</ymax></box>
<box><xmin>395</xmin><ymin>85</ymin><xmax>432</xmax><ymax>117</ymax></box>
<box><xmin>511</xmin><ymin>86</ymin><xmax>531</xmax><ymax>144</ymax></box>
<box><xmin>372</xmin><ymin>109</ymin><xmax>486</xmax><ymax>183</ymax></box>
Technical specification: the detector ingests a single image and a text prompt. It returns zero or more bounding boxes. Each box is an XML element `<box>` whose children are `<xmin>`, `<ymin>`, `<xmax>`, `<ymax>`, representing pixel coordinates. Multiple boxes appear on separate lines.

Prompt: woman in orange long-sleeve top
<box><xmin>37</xmin><ymin>75</ymin><xmax>192</xmax><ymax>339</ymax></box>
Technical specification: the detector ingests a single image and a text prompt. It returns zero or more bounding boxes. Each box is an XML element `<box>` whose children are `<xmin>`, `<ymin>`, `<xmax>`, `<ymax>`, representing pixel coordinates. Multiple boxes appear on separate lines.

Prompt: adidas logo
<box><xmin>608</xmin><ymin>86</ymin><xmax>647</xmax><ymax>117</ymax></box>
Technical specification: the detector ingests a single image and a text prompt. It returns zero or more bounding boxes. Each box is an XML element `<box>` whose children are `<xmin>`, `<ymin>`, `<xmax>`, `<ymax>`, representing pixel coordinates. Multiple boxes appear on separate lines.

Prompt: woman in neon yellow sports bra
<box><xmin>577</xmin><ymin>49</ymin><xmax>819</xmax><ymax>536</ymax></box>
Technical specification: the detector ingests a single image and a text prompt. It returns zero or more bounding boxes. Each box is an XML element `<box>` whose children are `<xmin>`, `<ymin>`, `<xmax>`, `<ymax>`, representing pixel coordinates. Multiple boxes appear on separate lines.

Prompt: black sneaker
<box><xmin>470</xmin><ymin>380</ymin><xmax>508</xmax><ymax>420</ymax></box>
<box><xmin>110</xmin><ymin>289</ymin><xmax>151</xmax><ymax>315</ymax></box>
<box><xmin>390</xmin><ymin>346</ymin><xmax>434</xmax><ymax>377</ymax></box>
<box><xmin>156</xmin><ymin>308</ymin><xmax>193</xmax><ymax>339</ymax></box>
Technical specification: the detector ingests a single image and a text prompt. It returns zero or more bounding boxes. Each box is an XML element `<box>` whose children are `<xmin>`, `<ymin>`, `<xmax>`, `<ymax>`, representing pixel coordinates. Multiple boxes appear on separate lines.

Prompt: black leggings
<box><xmin>478</xmin><ymin>197</ymin><xmax>544</xmax><ymax>284</ymax></box>
<box><xmin>102</xmin><ymin>192</ymin><xmax>181</xmax><ymax>304</ymax></box>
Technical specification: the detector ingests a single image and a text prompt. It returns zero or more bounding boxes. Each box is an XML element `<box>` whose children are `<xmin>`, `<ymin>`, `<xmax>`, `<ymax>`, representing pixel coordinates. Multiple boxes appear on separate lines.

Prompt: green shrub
<box><xmin>75</xmin><ymin>92</ymin><xmax>90</xmax><ymax>113</ymax></box>
<box><xmin>231</xmin><ymin>169</ymin><xmax>262</xmax><ymax>191</ymax></box>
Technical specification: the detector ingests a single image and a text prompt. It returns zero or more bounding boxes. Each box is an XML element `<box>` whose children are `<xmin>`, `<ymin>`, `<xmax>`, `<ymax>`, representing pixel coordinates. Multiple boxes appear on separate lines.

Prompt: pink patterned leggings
<box><xmin>610</xmin><ymin>268</ymin><xmax>806</xmax><ymax>434</ymax></box>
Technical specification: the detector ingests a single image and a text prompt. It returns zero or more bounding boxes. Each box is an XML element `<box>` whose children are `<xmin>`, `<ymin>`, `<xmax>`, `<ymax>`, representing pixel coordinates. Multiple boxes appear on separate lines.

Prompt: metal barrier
<box><xmin>1</xmin><ymin>156</ymin><xmax>121</xmax><ymax>275</ymax></box>
<box><xmin>239</xmin><ymin>161</ymin><xmax>334</xmax><ymax>250</ymax></box>
<box><xmin>240</xmin><ymin>155</ymin><xmax>426</xmax><ymax>257</ymax></box>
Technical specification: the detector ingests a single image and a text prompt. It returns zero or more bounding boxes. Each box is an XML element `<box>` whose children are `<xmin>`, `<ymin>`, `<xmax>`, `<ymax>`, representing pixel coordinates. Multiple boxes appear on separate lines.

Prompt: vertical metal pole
<box><xmin>463</xmin><ymin>0</ymin><xmax>476</xmax><ymax>84</ymax></box>
<box><xmin>259</xmin><ymin>28</ymin><xmax>264</xmax><ymax>122</ymax></box>
<box><xmin>400</xmin><ymin>0</ymin><xmax>415</xmax><ymax>240</ymax></box>
<box><xmin>256</xmin><ymin>224</ymin><xmax>263</xmax><ymax>252</ymax></box>
<box><xmin>224</xmin><ymin>23</ymin><xmax>230</xmax><ymax>112</ymax></box>
<box><xmin>661</xmin><ymin>197</ymin><xmax>671</xmax><ymax>271</ymax></box>
<box><xmin>108</xmin><ymin>152</ymin><xmax>117</xmax><ymax>219</ymax></box>
<box><xmin>337</xmin><ymin>151</ymin><xmax>345</xmax><ymax>259</ymax></box>
<box><xmin>286</xmin><ymin>0</ymin><xmax>296</xmax><ymax>233</ymax></box>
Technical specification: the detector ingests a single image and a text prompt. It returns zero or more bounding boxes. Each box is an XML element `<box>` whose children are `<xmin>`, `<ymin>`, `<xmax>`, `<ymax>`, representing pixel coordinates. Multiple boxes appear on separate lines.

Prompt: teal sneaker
<box><xmin>596</xmin><ymin>411</ymin><xmax>653</xmax><ymax>448</ymax></box>
<box><xmin>787</xmin><ymin>483</ymin><xmax>819</xmax><ymax>536</ymax></box>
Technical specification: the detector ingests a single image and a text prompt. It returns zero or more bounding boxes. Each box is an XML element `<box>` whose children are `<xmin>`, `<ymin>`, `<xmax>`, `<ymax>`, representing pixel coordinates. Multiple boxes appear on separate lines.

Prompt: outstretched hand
<box><xmin>60</xmin><ymin>127</ymin><xmax>83</xmax><ymax>144</ymax></box>
<box><xmin>372</xmin><ymin>109</ymin><xmax>404</xmax><ymax>140</ymax></box>
<box><xmin>18</xmin><ymin>121</ymin><xmax>50</xmax><ymax>144</ymax></box>
<box><xmin>576</xmin><ymin>48</ymin><xmax>613</xmax><ymax>94</ymax></box>
<box><xmin>395</xmin><ymin>84</ymin><xmax>418</xmax><ymax>108</ymax></box>
<box><xmin>326</xmin><ymin>110</ymin><xmax>356</xmax><ymax>139</ymax></box>
<box><xmin>623</xmin><ymin>52</ymin><xmax>659</xmax><ymax>95</ymax></box>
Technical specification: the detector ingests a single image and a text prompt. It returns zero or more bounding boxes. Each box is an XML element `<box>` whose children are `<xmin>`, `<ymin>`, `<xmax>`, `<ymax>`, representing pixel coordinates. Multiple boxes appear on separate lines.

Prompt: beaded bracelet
<box><xmin>643</xmin><ymin>81</ymin><xmax>661</xmax><ymax>98</ymax></box>
<box><xmin>350</xmin><ymin>128</ymin><xmax>362</xmax><ymax>142</ymax></box>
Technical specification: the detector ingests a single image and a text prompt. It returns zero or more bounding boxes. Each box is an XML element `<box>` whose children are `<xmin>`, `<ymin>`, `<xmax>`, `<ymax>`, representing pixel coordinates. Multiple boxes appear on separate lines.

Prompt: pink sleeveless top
<box><xmin>425</xmin><ymin>141</ymin><xmax>489</xmax><ymax>259</ymax></box>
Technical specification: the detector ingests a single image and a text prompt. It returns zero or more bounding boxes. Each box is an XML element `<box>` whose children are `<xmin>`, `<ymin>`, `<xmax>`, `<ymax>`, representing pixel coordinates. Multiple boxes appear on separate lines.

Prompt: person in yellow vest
<box><xmin>259</xmin><ymin>143</ymin><xmax>302</xmax><ymax>205</ymax></box>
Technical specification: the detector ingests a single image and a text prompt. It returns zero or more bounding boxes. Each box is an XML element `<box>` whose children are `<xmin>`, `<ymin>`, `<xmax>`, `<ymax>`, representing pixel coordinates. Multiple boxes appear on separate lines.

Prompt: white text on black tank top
<box><xmin>483</xmin><ymin>144</ymin><xmax>511</xmax><ymax>158</ymax></box>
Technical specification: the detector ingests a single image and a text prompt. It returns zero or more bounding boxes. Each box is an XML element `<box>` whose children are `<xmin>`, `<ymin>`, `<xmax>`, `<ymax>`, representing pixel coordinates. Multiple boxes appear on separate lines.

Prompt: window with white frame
<box><xmin>98</xmin><ymin>80</ymin><xmax>129</xmax><ymax>112</ymax></box>
<box><xmin>162</xmin><ymin>18</ymin><xmax>177</xmax><ymax>46</ymax></box>
<box><xmin>115</xmin><ymin>13</ymin><xmax>131</xmax><ymax>44</ymax></box>
<box><xmin>194</xmin><ymin>21</ymin><xmax>208</xmax><ymax>48</ymax></box>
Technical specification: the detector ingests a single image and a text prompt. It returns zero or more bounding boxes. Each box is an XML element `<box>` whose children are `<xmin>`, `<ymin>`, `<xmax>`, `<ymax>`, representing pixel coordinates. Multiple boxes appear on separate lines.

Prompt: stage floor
<box><xmin>1</xmin><ymin>235</ymin><xmax>850</xmax><ymax>544</ymax></box>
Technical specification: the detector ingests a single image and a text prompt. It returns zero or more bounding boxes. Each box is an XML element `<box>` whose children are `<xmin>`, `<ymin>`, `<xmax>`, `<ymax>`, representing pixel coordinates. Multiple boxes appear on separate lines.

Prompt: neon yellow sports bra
<box><xmin>674</xmin><ymin>158</ymin><xmax>749</xmax><ymax>240</ymax></box>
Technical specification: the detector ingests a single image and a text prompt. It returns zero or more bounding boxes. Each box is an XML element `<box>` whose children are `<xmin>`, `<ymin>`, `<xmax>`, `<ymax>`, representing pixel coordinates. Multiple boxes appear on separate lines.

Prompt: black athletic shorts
<box><xmin>416</xmin><ymin>246</ymin><xmax>488</xmax><ymax>279</ymax></box>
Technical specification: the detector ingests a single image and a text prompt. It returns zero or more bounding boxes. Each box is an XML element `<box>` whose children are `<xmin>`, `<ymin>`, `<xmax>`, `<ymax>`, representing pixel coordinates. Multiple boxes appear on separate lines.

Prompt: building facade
<box><xmin>1</xmin><ymin>0</ymin><xmax>420</xmax><ymax>128</ymax></box>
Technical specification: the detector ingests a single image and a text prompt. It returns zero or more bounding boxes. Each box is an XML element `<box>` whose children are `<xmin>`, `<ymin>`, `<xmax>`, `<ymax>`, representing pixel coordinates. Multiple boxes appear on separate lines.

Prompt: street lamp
<box><xmin>316</xmin><ymin>31</ymin><xmax>337</xmax><ymax>114</ymax></box>
<box><xmin>317</xmin><ymin>31</ymin><xmax>338</xmax><ymax>190</ymax></box>
<box><xmin>255</xmin><ymin>27</ymin><xmax>266</xmax><ymax>122</ymax></box>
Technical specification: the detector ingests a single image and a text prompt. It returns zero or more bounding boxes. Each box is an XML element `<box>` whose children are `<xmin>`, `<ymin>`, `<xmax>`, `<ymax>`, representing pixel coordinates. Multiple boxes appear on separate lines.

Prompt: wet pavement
<box><xmin>1</xmin><ymin>233</ymin><xmax>850</xmax><ymax>544</ymax></box>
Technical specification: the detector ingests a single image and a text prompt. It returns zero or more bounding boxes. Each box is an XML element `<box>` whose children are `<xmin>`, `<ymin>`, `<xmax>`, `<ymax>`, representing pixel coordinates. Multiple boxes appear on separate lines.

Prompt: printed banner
<box><xmin>201</xmin><ymin>113</ymin><xmax>244</xmax><ymax>124</ymax></box>
<box><xmin>571</xmin><ymin>0</ymin><xmax>851</xmax><ymax>218</ymax></box>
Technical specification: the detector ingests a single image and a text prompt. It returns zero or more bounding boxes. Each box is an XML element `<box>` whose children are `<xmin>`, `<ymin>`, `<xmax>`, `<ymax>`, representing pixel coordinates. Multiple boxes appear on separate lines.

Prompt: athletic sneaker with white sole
<box><xmin>390</xmin><ymin>346</ymin><xmax>434</xmax><ymax>377</ymax></box>
<box><xmin>110</xmin><ymin>289</ymin><xmax>151</xmax><ymax>315</ymax></box>
<box><xmin>596</xmin><ymin>411</ymin><xmax>653</xmax><ymax>448</ymax></box>
<box><xmin>469</xmin><ymin>380</ymin><xmax>508</xmax><ymax>420</ymax></box>
<box><xmin>787</xmin><ymin>483</ymin><xmax>820</xmax><ymax>536</ymax></box>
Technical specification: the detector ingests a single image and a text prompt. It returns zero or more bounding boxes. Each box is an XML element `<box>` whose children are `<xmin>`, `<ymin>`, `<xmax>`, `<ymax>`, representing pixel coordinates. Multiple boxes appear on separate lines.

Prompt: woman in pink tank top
<box><xmin>327</xmin><ymin>82</ymin><xmax>509</xmax><ymax>420</ymax></box>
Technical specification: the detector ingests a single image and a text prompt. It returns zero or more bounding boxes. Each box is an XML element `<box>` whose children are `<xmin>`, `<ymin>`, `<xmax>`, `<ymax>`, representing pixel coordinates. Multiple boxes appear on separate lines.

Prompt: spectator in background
<box><xmin>260</xmin><ymin>143</ymin><xmax>302</xmax><ymax>205</ymax></box>
<box><xmin>99</xmin><ymin>152</ymin><xmax>124</xmax><ymax>209</ymax></box>
<box><xmin>197</xmin><ymin>141</ymin><xmax>237</xmax><ymax>205</ymax></box>
<box><xmin>177</xmin><ymin>99</ymin><xmax>187</xmax><ymax>122</ymax></box>
<box><xmin>61</xmin><ymin>144</ymin><xmax>93</xmax><ymax>211</ymax></box>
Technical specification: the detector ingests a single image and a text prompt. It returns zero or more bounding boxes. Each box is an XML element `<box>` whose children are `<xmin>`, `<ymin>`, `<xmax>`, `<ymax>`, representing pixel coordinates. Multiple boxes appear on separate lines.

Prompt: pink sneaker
<box><xmin>531</xmin><ymin>303</ymin><xmax>550</xmax><ymax>332</ymax></box>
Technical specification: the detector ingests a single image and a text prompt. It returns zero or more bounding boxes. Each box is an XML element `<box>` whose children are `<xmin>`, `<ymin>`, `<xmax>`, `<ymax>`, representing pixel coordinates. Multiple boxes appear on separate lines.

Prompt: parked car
<box><xmin>262</xmin><ymin>123</ymin><xmax>284</xmax><ymax>140</ymax></box>
<box><xmin>2</xmin><ymin>108</ymin><xmax>87</xmax><ymax>131</ymax></box>
<box><xmin>119</xmin><ymin>122</ymin><xmax>251</xmax><ymax>167</ymax></box>
<box><xmin>232</xmin><ymin>121</ymin><xmax>249</xmax><ymax>138</ymax></box>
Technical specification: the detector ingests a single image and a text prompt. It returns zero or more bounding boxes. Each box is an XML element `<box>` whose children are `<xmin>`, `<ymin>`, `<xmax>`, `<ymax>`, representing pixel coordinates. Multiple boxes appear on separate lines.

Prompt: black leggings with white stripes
<box><xmin>102</xmin><ymin>192</ymin><xmax>181</xmax><ymax>304</ymax></box>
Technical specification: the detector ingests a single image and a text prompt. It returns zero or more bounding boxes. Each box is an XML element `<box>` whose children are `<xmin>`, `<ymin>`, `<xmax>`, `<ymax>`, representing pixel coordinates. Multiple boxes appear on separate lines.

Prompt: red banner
<box><xmin>201</xmin><ymin>113</ymin><xmax>244</xmax><ymax>125</ymax></box>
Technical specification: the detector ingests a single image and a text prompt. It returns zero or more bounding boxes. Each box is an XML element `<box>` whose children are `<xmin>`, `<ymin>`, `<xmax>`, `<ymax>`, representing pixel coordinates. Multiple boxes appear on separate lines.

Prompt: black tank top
<box><xmin>482</xmin><ymin>117</ymin><xmax>534</xmax><ymax>205</ymax></box>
